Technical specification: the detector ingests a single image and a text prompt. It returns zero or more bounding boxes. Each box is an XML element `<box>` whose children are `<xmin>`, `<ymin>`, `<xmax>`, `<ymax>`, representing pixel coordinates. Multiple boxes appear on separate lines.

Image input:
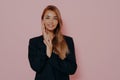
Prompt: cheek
<box><xmin>43</xmin><ymin>20</ymin><xmax>48</xmax><ymax>25</ymax></box>
<box><xmin>43</xmin><ymin>19</ymin><xmax>47</xmax><ymax>23</ymax></box>
<box><xmin>54</xmin><ymin>21</ymin><xmax>58</xmax><ymax>25</ymax></box>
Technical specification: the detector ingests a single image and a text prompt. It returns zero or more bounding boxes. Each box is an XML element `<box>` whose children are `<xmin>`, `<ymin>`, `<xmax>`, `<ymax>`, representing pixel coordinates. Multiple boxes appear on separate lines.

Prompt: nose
<box><xmin>49</xmin><ymin>19</ymin><xmax>54</xmax><ymax>24</ymax></box>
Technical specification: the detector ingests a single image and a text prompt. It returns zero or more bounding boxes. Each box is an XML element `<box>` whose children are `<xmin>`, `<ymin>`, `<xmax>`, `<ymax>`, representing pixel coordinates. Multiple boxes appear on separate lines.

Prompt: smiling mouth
<box><xmin>48</xmin><ymin>24</ymin><xmax>54</xmax><ymax>28</ymax></box>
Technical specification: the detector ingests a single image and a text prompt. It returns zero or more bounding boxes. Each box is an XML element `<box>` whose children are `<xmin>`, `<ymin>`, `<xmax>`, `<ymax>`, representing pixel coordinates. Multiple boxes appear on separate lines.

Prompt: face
<box><xmin>43</xmin><ymin>10</ymin><xmax>58</xmax><ymax>32</ymax></box>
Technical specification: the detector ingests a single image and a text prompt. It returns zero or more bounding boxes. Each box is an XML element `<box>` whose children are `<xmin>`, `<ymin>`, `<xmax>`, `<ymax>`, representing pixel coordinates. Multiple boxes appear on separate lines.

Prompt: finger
<box><xmin>48</xmin><ymin>39</ymin><xmax>52</xmax><ymax>47</ymax></box>
<box><xmin>45</xmin><ymin>38</ymin><xmax>50</xmax><ymax>45</ymax></box>
<box><xmin>43</xmin><ymin>40</ymin><xmax>48</xmax><ymax>46</ymax></box>
<box><xmin>42</xmin><ymin>24</ymin><xmax>47</xmax><ymax>40</ymax></box>
<box><xmin>44</xmin><ymin>33</ymin><xmax>49</xmax><ymax>42</ymax></box>
<box><xmin>41</xmin><ymin>21</ymin><xmax>45</xmax><ymax>35</ymax></box>
<box><xmin>45</xmin><ymin>37</ymin><xmax>52</xmax><ymax>46</ymax></box>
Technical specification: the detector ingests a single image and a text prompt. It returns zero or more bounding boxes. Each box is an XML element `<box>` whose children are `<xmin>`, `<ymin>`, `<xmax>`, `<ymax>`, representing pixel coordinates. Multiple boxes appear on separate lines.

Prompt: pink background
<box><xmin>0</xmin><ymin>0</ymin><xmax>120</xmax><ymax>80</ymax></box>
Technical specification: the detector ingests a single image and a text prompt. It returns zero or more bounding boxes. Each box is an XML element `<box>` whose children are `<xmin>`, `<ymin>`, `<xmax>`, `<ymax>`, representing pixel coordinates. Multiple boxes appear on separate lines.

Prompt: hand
<box><xmin>41</xmin><ymin>21</ymin><xmax>53</xmax><ymax>58</ymax></box>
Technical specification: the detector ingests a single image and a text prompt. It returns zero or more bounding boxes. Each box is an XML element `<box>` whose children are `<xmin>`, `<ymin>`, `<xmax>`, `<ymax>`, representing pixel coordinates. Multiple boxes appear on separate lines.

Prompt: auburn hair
<box><xmin>41</xmin><ymin>5</ymin><xmax>69</xmax><ymax>60</ymax></box>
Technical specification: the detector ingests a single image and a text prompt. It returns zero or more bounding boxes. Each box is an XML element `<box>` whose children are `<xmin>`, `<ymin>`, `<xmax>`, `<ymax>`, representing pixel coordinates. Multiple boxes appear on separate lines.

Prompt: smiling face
<box><xmin>43</xmin><ymin>10</ymin><xmax>58</xmax><ymax>32</ymax></box>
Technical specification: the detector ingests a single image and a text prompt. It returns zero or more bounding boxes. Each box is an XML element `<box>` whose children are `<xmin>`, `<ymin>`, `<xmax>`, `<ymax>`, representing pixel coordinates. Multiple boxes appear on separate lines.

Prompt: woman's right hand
<box><xmin>41</xmin><ymin>21</ymin><xmax>53</xmax><ymax>58</ymax></box>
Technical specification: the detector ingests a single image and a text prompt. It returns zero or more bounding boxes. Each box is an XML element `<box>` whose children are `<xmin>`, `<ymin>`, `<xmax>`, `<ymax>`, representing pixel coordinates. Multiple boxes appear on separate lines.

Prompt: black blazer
<box><xmin>28</xmin><ymin>35</ymin><xmax>77</xmax><ymax>80</ymax></box>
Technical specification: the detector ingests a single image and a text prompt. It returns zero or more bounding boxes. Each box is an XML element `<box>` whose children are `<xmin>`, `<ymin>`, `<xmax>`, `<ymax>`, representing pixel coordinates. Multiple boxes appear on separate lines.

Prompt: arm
<box><xmin>48</xmin><ymin>37</ymin><xmax>77</xmax><ymax>75</ymax></box>
<box><xmin>28</xmin><ymin>38</ymin><xmax>48</xmax><ymax>73</ymax></box>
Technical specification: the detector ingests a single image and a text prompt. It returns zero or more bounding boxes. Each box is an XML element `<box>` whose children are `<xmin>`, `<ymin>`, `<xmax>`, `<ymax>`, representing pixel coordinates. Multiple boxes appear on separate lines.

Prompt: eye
<box><xmin>44</xmin><ymin>15</ymin><xmax>50</xmax><ymax>19</ymax></box>
<box><xmin>54</xmin><ymin>17</ymin><xmax>58</xmax><ymax>20</ymax></box>
<box><xmin>45</xmin><ymin>17</ymin><xmax>50</xmax><ymax>19</ymax></box>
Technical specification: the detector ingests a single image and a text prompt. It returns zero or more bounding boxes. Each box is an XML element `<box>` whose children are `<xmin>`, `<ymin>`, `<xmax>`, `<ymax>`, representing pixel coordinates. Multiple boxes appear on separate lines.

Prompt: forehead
<box><xmin>44</xmin><ymin>10</ymin><xmax>57</xmax><ymax>17</ymax></box>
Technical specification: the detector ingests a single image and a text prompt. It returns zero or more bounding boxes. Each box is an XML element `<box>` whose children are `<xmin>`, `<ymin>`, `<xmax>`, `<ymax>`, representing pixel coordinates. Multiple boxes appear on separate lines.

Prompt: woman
<box><xmin>28</xmin><ymin>5</ymin><xmax>77</xmax><ymax>80</ymax></box>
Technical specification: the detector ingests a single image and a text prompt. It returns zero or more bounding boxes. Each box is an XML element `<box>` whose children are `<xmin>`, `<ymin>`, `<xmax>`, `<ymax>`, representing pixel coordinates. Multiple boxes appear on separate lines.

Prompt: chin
<box><xmin>46</xmin><ymin>27</ymin><xmax>56</xmax><ymax>31</ymax></box>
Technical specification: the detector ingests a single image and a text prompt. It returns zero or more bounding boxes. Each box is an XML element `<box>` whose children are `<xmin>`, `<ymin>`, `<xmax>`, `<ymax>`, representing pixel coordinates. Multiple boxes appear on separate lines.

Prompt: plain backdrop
<box><xmin>0</xmin><ymin>0</ymin><xmax>120</xmax><ymax>80</ymax></box>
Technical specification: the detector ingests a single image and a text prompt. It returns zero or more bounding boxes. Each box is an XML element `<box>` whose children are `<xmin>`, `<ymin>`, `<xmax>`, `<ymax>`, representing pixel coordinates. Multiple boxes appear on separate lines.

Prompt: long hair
<box><xmin>41</xmin><ymin>5</ymin><xmax>69</xmax><ymax>60</ymax></box>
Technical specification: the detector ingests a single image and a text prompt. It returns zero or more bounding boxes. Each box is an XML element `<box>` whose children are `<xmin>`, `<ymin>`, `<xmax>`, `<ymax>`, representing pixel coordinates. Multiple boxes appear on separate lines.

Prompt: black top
<box><xmin>28</xmin><ymin>35</ymin><xmax>77</xmax><ymax>80</ymax></box>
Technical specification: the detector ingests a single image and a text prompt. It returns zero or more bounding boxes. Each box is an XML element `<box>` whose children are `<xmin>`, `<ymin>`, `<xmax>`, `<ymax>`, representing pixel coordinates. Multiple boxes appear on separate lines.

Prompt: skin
<box><xmin>42</xmin><ymin>10</ymin><xmax>58</xmax><ymax>58</ymax></box>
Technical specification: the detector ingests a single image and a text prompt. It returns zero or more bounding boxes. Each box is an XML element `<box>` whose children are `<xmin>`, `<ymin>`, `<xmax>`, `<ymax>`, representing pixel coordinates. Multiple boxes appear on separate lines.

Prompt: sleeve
<box><xmin>28</xmin><ymin>39</ymin><xmax>48</xmax><ymax>73</ymax></box>
<box><xmin>48</xmin><ymin>37</ymin><xmax>77</xmax><ymax>75</ymax></box>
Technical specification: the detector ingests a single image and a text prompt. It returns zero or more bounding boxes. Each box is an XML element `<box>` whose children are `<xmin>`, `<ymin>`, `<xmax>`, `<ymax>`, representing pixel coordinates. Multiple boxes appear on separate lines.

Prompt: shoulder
<box><xmin>63</xmin><ymin>35</ymin><xmax>74</xmax><ymax>45</ymax></box>
<box><xmin>29</xmin><ymin>35</ymin><xmax>43</xmax><ymax>44</ymax></box>
<box><xmin>63</xmin><ymin>35</ymin><xmax>73</xmax><ymax>41</ymax></box>
<box><xmin>63</xmin><ymin>35</ymin><xmax>75</xmax><ymax>51</ymax></box>
<box><xmin>30</xmin><ymin>35</ymin><xmax>43</xmax><ymax>41</ymax></box>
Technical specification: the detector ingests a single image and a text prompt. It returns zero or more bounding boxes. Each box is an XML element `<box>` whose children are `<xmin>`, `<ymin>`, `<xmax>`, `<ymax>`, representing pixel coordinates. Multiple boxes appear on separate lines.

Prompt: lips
<box><xmin>47</xmin><ymin>24</ymin><xmax>54</xmax><ymax>28</ymax></box>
